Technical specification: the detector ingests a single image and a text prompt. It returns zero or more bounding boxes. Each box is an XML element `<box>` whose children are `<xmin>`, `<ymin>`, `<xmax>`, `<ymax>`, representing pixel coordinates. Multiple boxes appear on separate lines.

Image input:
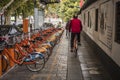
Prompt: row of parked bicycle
<box><xmin>0</xmin><ymin>25</ymin><xmax>64</xmax><ymax>75</ymax></box>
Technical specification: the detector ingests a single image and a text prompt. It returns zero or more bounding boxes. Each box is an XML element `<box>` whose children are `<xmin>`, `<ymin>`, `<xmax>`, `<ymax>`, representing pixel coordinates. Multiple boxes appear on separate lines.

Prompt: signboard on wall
<box><xmin>99</xmin><ymin>1</ymin><xmax>113</xmax><ymax>50</ymax></box>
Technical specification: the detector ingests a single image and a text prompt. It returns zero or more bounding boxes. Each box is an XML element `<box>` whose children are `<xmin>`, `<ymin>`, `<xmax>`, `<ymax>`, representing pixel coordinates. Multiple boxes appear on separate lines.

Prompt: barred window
<box><xmin>84</xmin><ymin>13</ymin><xmax>86</xmax><ymax>25</ymax></box>
<box><xmin>95</xmin><ymin>9</ymin><xmax>98</xmax><ymax>31</ymax></box>
<box><xmin>115</xmin><ymin>2</ymin><xmax>120</xmax><ymax>43</ymax></box>
<box><xmin>88</xmin><ymin>11</ymin><xmax>90</xmax><ymax>27</ymax></box>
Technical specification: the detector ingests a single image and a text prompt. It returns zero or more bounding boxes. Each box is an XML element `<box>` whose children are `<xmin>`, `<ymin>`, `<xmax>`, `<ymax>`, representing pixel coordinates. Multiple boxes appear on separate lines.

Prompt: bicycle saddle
<box><xmin>43</xmin><ymin>34</ymin><xmax>48</xmax><ymax>37</ymax></box>
<box><xmin>29</xmin><ymin>40</ymin><xmax>36</xmax><ymax>43</ymax></box>
<box><xmin>22</xmin><ymin>45</ymin><xmax>29</xmax><ymax>48</ymax></box>
<box><xmin>35</xmin><ymin>37</ymin><xmax>43</xmax><ymax>41</ymax></box>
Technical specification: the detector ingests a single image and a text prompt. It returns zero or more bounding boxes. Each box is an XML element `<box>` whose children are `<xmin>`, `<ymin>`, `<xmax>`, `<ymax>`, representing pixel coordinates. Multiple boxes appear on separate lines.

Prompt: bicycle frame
<box><xmin>0</xmin><ymin>51</ymin><xmax>9</xmax><ymax>73</ymax></box>
<box><xmin>2</xmin><ymin>45</ymin><xmax>46</xmax><ymax>72</ymax></box>
<box><xmin>2</xmin><ymin>48</ymin><xmax>23</xmax><ymax>64</ymax></box>
<box><xmin>0</xmin><ymin>27</ymin><xmax>64</xmax><ymax>73</ymax></box>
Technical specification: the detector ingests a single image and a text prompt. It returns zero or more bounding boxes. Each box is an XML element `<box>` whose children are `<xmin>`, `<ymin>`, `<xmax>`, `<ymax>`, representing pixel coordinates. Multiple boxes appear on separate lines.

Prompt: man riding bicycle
<box><xmin>65</xmin><ymin>20</ymin><xmax>71</xmax><ymax>37</ymax></box>
<box><xmin>69</xmin><ymin>15</ymin><xmax>83</xmax><ymax>52</ymax></box>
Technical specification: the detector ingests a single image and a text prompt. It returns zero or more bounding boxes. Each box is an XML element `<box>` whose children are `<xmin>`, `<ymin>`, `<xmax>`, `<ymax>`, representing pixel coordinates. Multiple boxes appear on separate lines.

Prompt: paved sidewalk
<box><xmin>0</xmin><ymin>32</ymin><xmax>112</xmax><ymax>80</ymax></box>
<box><xmin>0</xmin><ymin>32</ymin><xmax>69</xmax><ymax>80</ymax></box>
<box><xmin>78</xmin><ymin>36</ymin><xmax>112</xmax><ymax>80</ymax></box>
<box><xmin>67</xmin><ymin>36</ymin><xmax>84</xmax><ymax>80</ymax></box>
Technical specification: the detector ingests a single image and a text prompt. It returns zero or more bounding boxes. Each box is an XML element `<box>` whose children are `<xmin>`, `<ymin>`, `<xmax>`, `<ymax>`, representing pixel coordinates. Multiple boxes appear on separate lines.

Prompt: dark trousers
<box><xmin>71</xmin><ymin>32</ymin><xmax>80</xmax><ymax>48</ymax></box>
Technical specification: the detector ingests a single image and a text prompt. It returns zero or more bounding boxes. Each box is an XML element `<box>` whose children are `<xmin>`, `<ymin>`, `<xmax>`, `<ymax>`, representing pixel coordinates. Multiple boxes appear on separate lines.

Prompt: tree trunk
<box><xmin>4</xmin><ymin>14</ymin><xmax>11</xmax><ymax>25</ymax></box>
<box><xmin>15</xmin><ymin>11</ymin><xmax>17</xmax><ymax>23</ymax></box>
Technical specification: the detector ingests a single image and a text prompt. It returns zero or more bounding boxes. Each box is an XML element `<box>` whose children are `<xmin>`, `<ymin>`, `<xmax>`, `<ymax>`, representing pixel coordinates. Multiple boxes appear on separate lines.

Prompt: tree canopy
<box><xmin>0</xmin><ymin>0</ymin><xmax>10</xmax><ymax>9</ymax></box>
<box><xmin>45</xmin><ymin>0</ymin><xmax>81</xmax><ymax>22</ymax></box>
<box><xmin>0</xmin><ymin>0</ymin><xmax>83</xmax><ymax>24</ymax></box>
<box><xmin>58</xmin><ymin>0</ymin><xmax>80</xmax><ymax>21</ymax></box>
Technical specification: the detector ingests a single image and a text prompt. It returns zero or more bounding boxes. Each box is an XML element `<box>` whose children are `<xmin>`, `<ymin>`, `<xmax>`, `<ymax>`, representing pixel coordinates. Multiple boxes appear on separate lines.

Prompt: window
<box><xmin>84</xmin><ymin>13</ymin><xmax>86</xmax><ymax>25</ymax></box>
<box><xmin>88</xmin><ymin>11</ymin><xmax>92</xmax><ymax>28</ymax></box>
<box><xmin>115</xmin><ymin>2</ymin><xmax>120</xmax><ymax>43</ymax></box>
<box><xmin>95</xmin><ymin>9</ymin><xmax>98</xmax><ymax>31</ymax></box>
<box><xmin>89</xmin><ymin>13</ymin><xmax>92</xmax><ymax>28</ymax></box>
<box><xmin>88</xmin><ymin>11</ymin><xmax>90</xmax><ymax>27</ymax></box>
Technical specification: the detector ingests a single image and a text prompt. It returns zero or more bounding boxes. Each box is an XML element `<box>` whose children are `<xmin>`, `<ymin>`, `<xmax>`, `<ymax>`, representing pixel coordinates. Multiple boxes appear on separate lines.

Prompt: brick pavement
<box><xmin>78</xmin><ymin>37</ymin><xmax>112</xmax><ymax>80</ymax></box>
<box><xmin>0</xmin><ymin>32</ymin><xmax>112</xmax><ymax>80</ymax></box>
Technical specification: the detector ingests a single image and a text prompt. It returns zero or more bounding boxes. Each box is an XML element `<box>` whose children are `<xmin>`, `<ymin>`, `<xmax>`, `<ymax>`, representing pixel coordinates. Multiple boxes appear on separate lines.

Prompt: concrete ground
<box><xmin>0</xmin><ymin>32</ymin><xmax>112</xmax><ymax>80</ymax></box>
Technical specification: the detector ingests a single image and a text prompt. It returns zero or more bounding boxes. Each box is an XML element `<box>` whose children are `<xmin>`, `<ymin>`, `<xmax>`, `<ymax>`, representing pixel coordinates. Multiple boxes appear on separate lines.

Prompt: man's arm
<box><xmin>69</xmin><ymin>20</ymin><xmax>72</xmax><ymax>32</ymax></box>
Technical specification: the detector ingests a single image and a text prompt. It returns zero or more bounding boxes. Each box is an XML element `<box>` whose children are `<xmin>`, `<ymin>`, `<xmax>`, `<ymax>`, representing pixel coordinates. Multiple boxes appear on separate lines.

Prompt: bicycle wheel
<box><xmin>73</xmin><ymin>37</ymin><xmax>78</xmax><ymax>58</ymax></box>
<box><xmin>43</xmin><ymin>52</ymin><xmax>49</xmax><ymax>62</ymax></box>
<box><xmin>26</xmin><ymin>55</ymin><xmax>45</xmax><ymax>72</ymax></box>
<box><xmin>2</xmin><ymin>55</ymin><xmax>9</xmax><ymax>73</ymax></box>
<box><xmin>46</xmin><ymin>48</ymin><xmax>51</xmax><ymax>57</ymax></box>
<box><xmin>14</xmin><ymin>49</ymin><xmax>21</xmax><ymax>60</ymax></box>
<box><xmin>74</xmin><ymin>48</ymin><xmax>78</xmax><ymax>57</ymax></box>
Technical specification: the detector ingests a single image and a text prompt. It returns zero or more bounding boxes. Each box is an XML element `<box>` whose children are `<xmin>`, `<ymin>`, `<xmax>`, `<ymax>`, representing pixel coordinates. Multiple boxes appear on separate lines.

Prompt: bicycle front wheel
<box><xmin>26</xmin><ymin>56</ymin><xmax>45</xmax><ymax>72</ymax></box>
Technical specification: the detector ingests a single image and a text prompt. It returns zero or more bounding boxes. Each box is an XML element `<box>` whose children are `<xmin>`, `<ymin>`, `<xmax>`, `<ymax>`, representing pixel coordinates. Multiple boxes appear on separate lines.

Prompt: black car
<box><xmin>0</xmin><ymin>25</ymin><xmax>23</xmax><ymax>46</ymax></box>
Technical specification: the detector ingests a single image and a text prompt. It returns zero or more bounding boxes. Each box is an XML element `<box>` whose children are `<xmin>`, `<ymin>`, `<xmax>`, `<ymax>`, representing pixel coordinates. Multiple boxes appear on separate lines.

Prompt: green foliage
<box><xmin>2</xmin><ymin>0</ymin><xmax>35</xmax><ymax>24</ymax></box>
<box><xmin>45</xmin><ymin>3</ymin><xmax>60</xmax><ymax>17</ymax></box>
<box><xmin>40</xmin><ymin>0</ymin><xmax>81</xmax><ymax>22</ymax></box>
<box><xmin>1</xmin><ymin>0</ymin><xmax>82</xmax><ymax>23</ymax></box>
<box><xmin>16</xmin><ymin>0</ymin><xmax>34</xmax><ymax>18</ymax></box>
<box><xmin>3</xmin><ymin>0</ymin><xmax>40</xmax><ymax>19</ymax></box>
<box><xmin>0</xmin><ymin>0</ymin><xmax>10</xmax><ymax>8</ymax></box>
<box><xmin>59</xmin><ymin>0</ymin><xmax>80</xmax><ymax>21</ymax></box>
<box><xmin>4</xmin><ymin>0</ymin><xmax>28</xmax><ymax>15</ymax></box>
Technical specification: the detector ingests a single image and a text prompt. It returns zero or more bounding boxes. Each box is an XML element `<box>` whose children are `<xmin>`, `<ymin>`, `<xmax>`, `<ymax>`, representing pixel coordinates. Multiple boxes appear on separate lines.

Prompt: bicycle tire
<box><xmin>73</xmin><ymin>37</ymin><xmax>78</xmax><ymax>58</ymax></box>
<box><xmin>26</xmin><ymin>56</ymin><xmax>45</xmax><ymax>72</ymax></box>
<box><xmin>47</xmin><ymin>48</ymin><xmax>51</xmax><ymax>57</ymax></box>
<box><xmin>14</xmin><ymin>49</ymin><xmax>21</xmax><ymax>60</ymax></box>
<box><xmin>74</xmin><ymin>48</ymin><xmax>78</xmax><ymax>57</ymax></box>
<box><xmin>43</xmin><ymin>52</ymin><xmax>49</xmax><ymax>62</ymax></box>
<box><xmin>56</xmin><ymin>37</ymin><xmax>60</xmax><ymax>44</ymax></box>
<box><xmin>2</xmin><ymin>55</ymin><xmax>9</xmax><ymax>73</ymax></box>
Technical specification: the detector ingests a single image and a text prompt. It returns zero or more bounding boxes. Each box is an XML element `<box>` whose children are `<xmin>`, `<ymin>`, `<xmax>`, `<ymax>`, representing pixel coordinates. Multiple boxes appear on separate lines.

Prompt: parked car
<box><xmin>0</xmin><ymin>25</ymin><xmax>23</xmax><ymax>46</ymax></box>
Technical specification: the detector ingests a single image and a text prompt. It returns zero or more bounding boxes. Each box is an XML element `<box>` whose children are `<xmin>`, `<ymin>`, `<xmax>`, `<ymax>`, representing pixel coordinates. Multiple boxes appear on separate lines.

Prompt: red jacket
<box><xmin>70</xmin><ymin>18</ymin><xmax>82</xmax><ymax>33</ymax></box>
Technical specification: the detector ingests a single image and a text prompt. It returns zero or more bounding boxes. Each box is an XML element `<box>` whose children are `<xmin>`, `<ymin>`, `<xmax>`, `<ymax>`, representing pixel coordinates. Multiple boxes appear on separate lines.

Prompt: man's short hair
<box><xmin>73</xmin><ymin>15</ymin><xmax>78</xmax><ymax>18</ymax></box>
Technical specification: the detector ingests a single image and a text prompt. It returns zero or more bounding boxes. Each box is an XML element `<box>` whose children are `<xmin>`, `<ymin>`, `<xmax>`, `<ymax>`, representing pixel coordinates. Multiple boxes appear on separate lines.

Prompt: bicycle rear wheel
<box><xmin>73</xmin><ymin>38</ymin><xmax>78</xmax><ymax>58</ymax></box>
<box><xmin>74</xmin><ymin>48</ymin><xmax>78</xmax><ymax>57</ymax></box>
<box><xmin>2</xmin><ymin>55</ymin><xmax>9</xmax><ymax>73</ymax></box>
<box><xmin>26</xmin><ymin>56</ymin><xmax>45</xmax><ymax>72</ymax></box>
